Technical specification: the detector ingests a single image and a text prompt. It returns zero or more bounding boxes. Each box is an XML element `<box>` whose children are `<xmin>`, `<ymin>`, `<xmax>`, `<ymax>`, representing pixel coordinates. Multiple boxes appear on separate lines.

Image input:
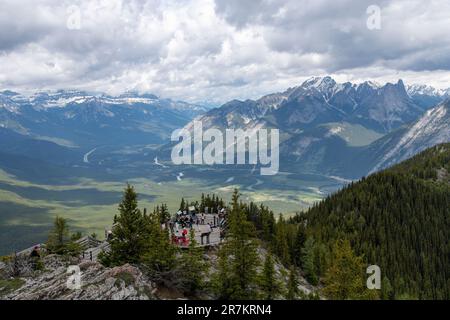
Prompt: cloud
<box><xmin>0</xmin><ymin>0</ymin><xmax>450</xmax><ymax>103</ymax></box>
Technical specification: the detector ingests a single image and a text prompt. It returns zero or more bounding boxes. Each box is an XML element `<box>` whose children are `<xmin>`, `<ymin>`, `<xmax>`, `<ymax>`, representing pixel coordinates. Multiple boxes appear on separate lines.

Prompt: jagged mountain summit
<box><xmin>177</xmin><ymin>76</ymin><xmax>450</xmax><ymax>179</ymax></box>
<box><xmin>406</xmin><ymin>84</ymin><xmax>447</xmax><ymax>97</ymax></box>
<box><xmin>190</xmin><ymin>76</ymin><xmax>441</xmax><ymax>135</ymax></box>
<box><xmin>406</xmin><ymin>84</ymin><xmax>450</xmax><ymax>109</ymax></box>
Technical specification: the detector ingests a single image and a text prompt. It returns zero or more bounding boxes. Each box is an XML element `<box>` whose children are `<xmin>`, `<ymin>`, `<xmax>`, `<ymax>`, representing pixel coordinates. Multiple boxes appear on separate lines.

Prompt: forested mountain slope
<box><xmin>296</xmin><ymin>143</ymin><xmax>450</xmax><ymax>299</ymax></box>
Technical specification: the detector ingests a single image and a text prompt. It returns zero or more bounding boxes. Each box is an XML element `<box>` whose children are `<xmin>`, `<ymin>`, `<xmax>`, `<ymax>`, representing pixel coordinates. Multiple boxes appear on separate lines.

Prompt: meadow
<box><xmin>0</xmin><ymin>165</ymin><xmax>340</xmax><ymax>255</ymax></box>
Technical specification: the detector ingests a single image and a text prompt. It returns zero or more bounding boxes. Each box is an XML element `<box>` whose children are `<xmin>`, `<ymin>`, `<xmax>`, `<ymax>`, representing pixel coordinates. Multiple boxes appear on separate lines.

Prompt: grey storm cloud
<box><xmin>214</xmin><ymin>0</ymin><xmax>450</xmax><ymax>72</ymax></box>
<box><xmin>1</xmin><ymin>0</ymin><xmax>450</xmax><ymax>103</ymax></box>
<box><xmin>0</xmin><ymin>1</ymin><xmax>59</xmax><ymax>51</ymax></box>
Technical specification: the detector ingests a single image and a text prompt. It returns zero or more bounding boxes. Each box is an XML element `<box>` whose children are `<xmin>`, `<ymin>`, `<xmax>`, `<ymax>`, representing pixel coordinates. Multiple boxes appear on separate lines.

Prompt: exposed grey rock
<box><xmin>2</xmin><ymin>245</ymin><xmax>318</xmax><ymax>300</ymax></box>
<box><xmin>369</xmin><ymin>100</ymin><xmax>450</xmax><ymax>173</ymax></box>
<box><xmin>2</xmin><ymin>255</ymin><xmax>156</xmax><ymax>300</ymax></box>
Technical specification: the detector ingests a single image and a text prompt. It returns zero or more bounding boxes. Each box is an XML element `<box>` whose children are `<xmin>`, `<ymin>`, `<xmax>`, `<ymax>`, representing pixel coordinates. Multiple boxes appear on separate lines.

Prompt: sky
<box><xmin>1</xmin><ymin>0</ymin><xmax>450</xmax><ymax>104</ymax></box>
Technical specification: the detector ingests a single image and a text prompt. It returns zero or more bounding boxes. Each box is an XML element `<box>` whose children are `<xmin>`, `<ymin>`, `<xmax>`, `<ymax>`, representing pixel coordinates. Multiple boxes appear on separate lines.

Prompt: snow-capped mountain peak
<box><xmin>406</xmin><ymin>84</ymin><xmax>445</xmax><ymax>97</ymax></box>
<box><xmin>0</xmin><ymin>90</ymin><xmax>208</xmax><ymax>118</ymax></box>
<box><xmin>300</xmin><ymin>76</ymin><xmax>339</xmax><ymax>98</ymax></box>
<box><xmin>0</xmin><ymin>94</ymin><xmax>21</xmax><ymax>114</ymax></box>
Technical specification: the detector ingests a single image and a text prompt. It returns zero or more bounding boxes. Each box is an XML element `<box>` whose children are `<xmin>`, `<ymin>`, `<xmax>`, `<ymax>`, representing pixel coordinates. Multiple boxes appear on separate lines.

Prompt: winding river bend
<box><xmin>83</xmin><ymin>148</ymin><xmax>97</xmax><ymax>164</ymax></box>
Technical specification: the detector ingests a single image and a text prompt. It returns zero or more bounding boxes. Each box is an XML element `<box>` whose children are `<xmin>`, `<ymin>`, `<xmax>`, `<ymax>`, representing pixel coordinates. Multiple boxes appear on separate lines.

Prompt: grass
<box><xmin>114</xmin><ymin>271</ymin><xmax>135</xmax><ymax>287</ymax></box>
<box><xmin>0</xmin><ymin>278</ymin><xmax>25</xmax><ymax>296</ymax></box>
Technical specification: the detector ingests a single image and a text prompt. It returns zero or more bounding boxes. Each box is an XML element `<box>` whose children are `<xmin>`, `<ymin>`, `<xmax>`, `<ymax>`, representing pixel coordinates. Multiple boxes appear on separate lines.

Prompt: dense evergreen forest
<box><xmin>284</xmin><ymin>143</ymin><xmax>450</xmax><ymax>299</ymax></box>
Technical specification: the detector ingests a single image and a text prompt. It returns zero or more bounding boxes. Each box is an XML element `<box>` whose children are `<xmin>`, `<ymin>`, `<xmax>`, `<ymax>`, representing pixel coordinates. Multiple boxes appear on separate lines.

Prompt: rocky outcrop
<box><xmin>1</xmin><ymin>255</ymin><xmax>157</xmax><ymax>300</ymax></box>
<box><xmin>1</xmin><ymin>246</ymin><xmax>318</xmax><ymax>300</ymax></box>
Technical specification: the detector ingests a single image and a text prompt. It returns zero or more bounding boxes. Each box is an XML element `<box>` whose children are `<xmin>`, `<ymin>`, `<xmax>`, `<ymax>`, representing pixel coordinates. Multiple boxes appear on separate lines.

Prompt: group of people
<box><xmin>169</xmin><ymin>209</ymin><xmax>225</xmax><ymax>247</ymax></box>
<box><xmin>173</xmin><ymin>211</ymin><xmax>207</xmax><ymax>229</ymax></box>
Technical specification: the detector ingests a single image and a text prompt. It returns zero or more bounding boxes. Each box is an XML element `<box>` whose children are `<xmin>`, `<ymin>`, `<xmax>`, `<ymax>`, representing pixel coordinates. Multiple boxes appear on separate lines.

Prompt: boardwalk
<box><xmin>189</xmin><ymin>224</ymin><xmax>221</xmax><ymax>247</ymax></box>
<box><xmin>81</xmin><ymin>242</ymin><xmax>110</xmax><ymax>262</ymax></box>
<box><xmin>78</xmin><ymin>214</ymin><xmax>226</xmax><ymax>262</ymax></box>
<box><xmin>172</xmin><ymin>213</ymin><xmax>224</xmax><ymax>248</ymax></box>
<box><xmin>77</xmin><ymin>235</ymin><xmax>109</xmax><ymax>262</ymax></box>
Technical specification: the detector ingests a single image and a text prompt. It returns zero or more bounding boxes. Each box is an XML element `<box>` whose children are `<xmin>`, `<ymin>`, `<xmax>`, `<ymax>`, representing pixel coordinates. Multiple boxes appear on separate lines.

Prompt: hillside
<box><xmin>367</xmin><ymin>99</ymin><xmax>450</xmax><ymax>174</ymax></box>
<box><xmin>281</xmin><ymin>99</ymin><xmax>450</xmax><ymax>179</ymax></box>
<box><xmin>0</xmin><ymin>239</ymin><xmax>314</xmax><ymax>300</ymax></box>
<box><xmin>295</xmin><ymin>143</ymin><xmax>450</xmax><ymax>299</ymax></box>
<box><xmin>1</xmin><ymin>145</ymin><xmax>448</xmax><ymax>300</ymax></box>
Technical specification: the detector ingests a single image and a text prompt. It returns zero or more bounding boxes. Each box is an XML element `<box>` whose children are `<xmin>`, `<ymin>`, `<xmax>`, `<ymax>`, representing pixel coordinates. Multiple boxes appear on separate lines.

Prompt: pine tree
<box><xmin>101</xmin><ymin>184</ymin><xmax>148</xmax><ymax>266</ymax></box>
<box><xmin>274</xmin><ymin>214</ymin><xmax>290</xmax><ymax>265</ymax></box>
<box><xmin>260</xmin><ymin>252</ymin><xmax>281</xmax><ymax>299</ymax></box>
<box><xmin>179</xmin><ymin>229</ymin><xmax>209</xmax><ymax>294</ymax></box>
<box><xmin>180</xmin><ymin>198</ymin><xmax>186</xmax><ymax>212</ymax></box>
<box><xmin>293</xmin><ymin>224</ymin><xmax>306</xmax><ymax>267</ymax></box>
<box><xmin>142</xmin><ymin>208</ymin><xmax>178</xmax><ymax>284</ymax></box>
<box><xmin>158</xmin><ymin>203</ymin><xmax>170</xmax><ymax>224</ymax></box>
<box><xmin>71</xmin><ymin>231</ymin><xmax>82</xmax><ymax>241</ymax></box>
<box><xmin>214</xmin><ymin>189</ymin><xmax>259</xmax><ymax>299</ymax></box>
<box><xmin>212</xmin><ymin>243</ymin><xmax>233</xmax><ymax>299</ymax></box>
<box><xmin>286</xmin><ymin>266</ymin><xmax>299</xmax><ymax>300</ymax></box>
<box><xmin>381</xmin><ymin>277</ymin><xmax>394</xmax><ymax>300</ymax></box>
<box><xmin>301</xmin><ymin>237</ymin><xmax>319</xmax><ymax>285</ymax></box>
<box><xmin>200</xmin><ymin>193</ymin><xmax>205</xmax><ymax>212</ymax></box>
<box><xmin>322</xmin><ymin>240</ymin><xmax>378</xmax><ymax>300</ymax></box>
<box><xmin>260</xmin><ymin>205</ymin><xmax>275</xmax><ymax>243</ymax></box>
<box><xmin>46</xmin><ymin>216</ymin><xmax>81</xmax><ymax>256</ymax></box>
<box><xmin>46</xmin><ymin>216</ymin><xmax>70</xmax><ymax>254</ymax></box>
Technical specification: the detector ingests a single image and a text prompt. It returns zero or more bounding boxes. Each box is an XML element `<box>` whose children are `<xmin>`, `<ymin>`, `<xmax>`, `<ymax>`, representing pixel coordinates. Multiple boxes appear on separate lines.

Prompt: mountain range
<box><xmin>182</xmin><ymin>76</ymin><xmax>450</xmax><ymax>178</ymax></box>
<box><xmin>0</xmin><ymin>90</ymin><xmax>208</xmax><ymax>149</ymax></box>
<box><xmin>0</xmin><ymin>77</ymin><xmax>449</xmax><ymax>256</ymax></box>
<box><xmin>189</xmin><ymin>77</ymin><xmax>445</xmax><ymax>134</ymax></box>
<box><xmin>1</xmin><ymin>77</ymin><xmax>449</xmax><ymax>183</ymax></box>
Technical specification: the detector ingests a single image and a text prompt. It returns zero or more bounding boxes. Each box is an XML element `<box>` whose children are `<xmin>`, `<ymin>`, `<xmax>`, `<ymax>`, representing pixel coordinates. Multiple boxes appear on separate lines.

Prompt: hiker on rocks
<box><xmin>29</xmin><ymin>245</ymin><xmax>41</xmax><ymax>270</ymax></box>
